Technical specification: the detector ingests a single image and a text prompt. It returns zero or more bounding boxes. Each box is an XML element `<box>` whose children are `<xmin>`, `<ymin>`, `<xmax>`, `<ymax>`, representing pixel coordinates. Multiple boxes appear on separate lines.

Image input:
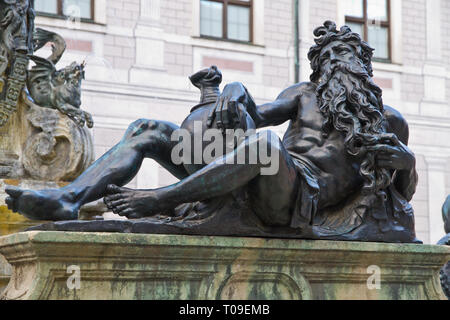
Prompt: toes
<box><xmin>5</xmin><ymin>196</ymin><xmax>16</xmax><ymax>212</ymax></box>
<box><xmin>114</xmin><ymin>204</ymin><xmax>129</xmax><ymax>213</ymax></box>
<box><xmin>106</xmin><ymin>184</ymin><xmax>122</xmax><ymax>195</ymax></box>
<box><xmin>120</xmin><ymin>208</ymin><xmax>135</xmax><ymax>218</ymax></box>
<box><xmin>109</xmin><ymin>202</ymin><xmax>128</xmax><ymax>215</ymax></box>
<box><xmin>5</xmin><ymin>196</ymin><xmax>12</xmax><ymax>206</ymax></box>
<box><xmin>5</xmin><ymin>186</ymin><xmax>23</xmax><ymax>198</ymax></box>
<box><xmin>103</xmin><ymin>197</ymin><xmax>112</xmax><ymax>208</ymax></box>
<box><xmin>104</xmin><ymin>192</ymin><xmax>129</xmax><ymax>212</ymax></box>
<box><xmin>103</xmin><ymin>197</ymin><xmax>113</xmax><ymax>209</ymax></box>
<box><xmin>110</xmin><ymin>204</ymin><xmax>120</xmax><ymax>214</ymax></box>
<box><xmin>104</xmin><ymin>194</ymin><xmax>123</xmax><ymax>202</ymax></box>
<box><xmin>111</xmin><ymin>199</ymin><xmax>127</xmax><ymax>208</ymax></box>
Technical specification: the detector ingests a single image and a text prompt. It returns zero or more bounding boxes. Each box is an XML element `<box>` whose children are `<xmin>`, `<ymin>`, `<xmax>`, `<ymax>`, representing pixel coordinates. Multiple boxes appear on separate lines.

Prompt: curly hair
<box><xmin>308</xmin><ymin>21</ymin><xmax>391</xmax><ymax>197</ymax></box>
<box><xmin>308</xmin><ymin>21</ymin><xmax>375</xmax><ymax>83</ymax></box>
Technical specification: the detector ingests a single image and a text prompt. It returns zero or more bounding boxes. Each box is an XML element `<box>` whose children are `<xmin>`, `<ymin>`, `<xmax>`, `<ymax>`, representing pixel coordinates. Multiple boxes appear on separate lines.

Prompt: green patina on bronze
<box><xmin>0</xmin><ymin>231</ymin><xmax>448</xmax><ymax>300</ymax></box>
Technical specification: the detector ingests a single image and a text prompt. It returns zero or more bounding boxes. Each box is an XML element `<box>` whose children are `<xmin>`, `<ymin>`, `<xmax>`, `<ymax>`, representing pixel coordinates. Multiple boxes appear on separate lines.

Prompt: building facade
<box><xmin>32</xmin><ymin>0</ymin><xmax>450</xmax><ymax>244</ymax></box>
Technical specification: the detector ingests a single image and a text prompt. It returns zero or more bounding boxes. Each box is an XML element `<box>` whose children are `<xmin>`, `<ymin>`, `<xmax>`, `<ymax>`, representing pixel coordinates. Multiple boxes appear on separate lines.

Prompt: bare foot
<box><xmin>4</xmin><ymin>186</ymin><xmax>79</xmax><ymax>221</ymax></box>
<box><xmin>103</xmin><ymin>184</ymin><xmax>166</xmax><ymax>219</ymax></box>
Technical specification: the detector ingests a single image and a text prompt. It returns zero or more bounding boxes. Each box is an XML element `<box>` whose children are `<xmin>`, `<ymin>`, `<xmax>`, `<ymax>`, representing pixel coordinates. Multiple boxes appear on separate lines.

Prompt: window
<box><xmin>200</xmin><ymin>0</ymin><xmax>252</xmax><ymax>43</ymax></box>
<box><xmin>344</xmin><ymin>0</ymin><xmax>390</xmax><ymax>61</ymax></box>
<box><xmin>32</xmin><ymin>0</ymin><xmax>94</xmax><ymax>21</ymax></box>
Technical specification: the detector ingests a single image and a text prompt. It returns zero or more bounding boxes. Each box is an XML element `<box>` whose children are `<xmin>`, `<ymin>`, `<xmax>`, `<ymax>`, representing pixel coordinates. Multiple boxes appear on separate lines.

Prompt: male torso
<box><xmin>282</xmin><ymin>82</ymin><xmax>388</xmax><ymax>209</ymax></box>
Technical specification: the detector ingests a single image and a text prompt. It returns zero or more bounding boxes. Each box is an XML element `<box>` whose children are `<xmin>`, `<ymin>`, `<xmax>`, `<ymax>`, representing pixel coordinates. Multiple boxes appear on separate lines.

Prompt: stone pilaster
<box><xmin>298</xmin><ymin>0</ymin><xmax>314</xmax><ymax>82</ymax></box>
<box><xmin>130</xmin><ymin>0</ymin><xmax>166</xmax><ymax>84</ymax></box>
<box><xmin>421</xmin><ymin>0</ymin><xmax>448</xmax><ymax>117</ymax></box>
<box><xmin>139</xmin><ymin>0</ymin><xmax>161</xmax><ymax>27</ymax></box>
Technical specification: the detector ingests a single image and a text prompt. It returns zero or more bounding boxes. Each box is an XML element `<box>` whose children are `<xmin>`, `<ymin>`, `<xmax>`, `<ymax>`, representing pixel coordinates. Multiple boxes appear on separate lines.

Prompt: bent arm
<box><xmin>211</xmin><ymin>81</ymin><xmax>305</xmax><ymax>130</ymax></box>
<box><xmin>393</xmin><ymin>165</ymin><xmax>418</xmax><ymax>202</ymax></box>
<box><xmin>247</xmin><ymin>83</ymin><xmax>303</xmax><ymax>128</ymax></box>
<box><xmin>385</xmin><ymin>106</ymin><xmax>418</xmax><ymax>201</ymax></box>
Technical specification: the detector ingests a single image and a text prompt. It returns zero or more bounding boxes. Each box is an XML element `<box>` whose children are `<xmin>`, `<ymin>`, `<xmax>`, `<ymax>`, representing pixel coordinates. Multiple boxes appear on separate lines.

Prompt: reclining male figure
<box><xmin>5</xmin><ymin>22</ymin><xmax>418</xmax><ymax>239</ymax></box>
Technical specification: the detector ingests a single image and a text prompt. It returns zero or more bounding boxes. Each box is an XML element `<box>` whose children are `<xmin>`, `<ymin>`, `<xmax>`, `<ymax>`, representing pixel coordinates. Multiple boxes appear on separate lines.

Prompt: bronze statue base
<box><xmin>28</xmin><ymin>194</ymin><xmax>421</xmax><ymax>244</ymax></box>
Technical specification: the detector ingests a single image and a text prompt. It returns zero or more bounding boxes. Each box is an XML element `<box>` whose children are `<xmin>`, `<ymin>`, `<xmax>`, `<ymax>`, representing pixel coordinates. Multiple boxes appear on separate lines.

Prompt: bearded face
<box><xmin>313</xmin><ymin>40</ymin><xmax>390</xmax><ymax>197</ymax></box>
<box><xmin>316</xmin><ymin>41</ymin><xmax>384</xmax><ymax>140</ymax></box>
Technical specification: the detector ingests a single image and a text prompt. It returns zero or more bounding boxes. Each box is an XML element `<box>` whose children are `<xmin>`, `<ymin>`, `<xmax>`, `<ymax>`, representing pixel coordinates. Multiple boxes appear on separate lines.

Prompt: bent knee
<box><xmin>122</xmin><ymin>119</ymin><xmax>163</xmax><ymax>149</ymax></box>
<box><xmin>123</xmin><ymin>119</ymin><xmax>163</xmax><ymax>141</ymax></box>
<box><xmin>127</xmin><ymin>119</ymin><xmax>159</xmax><ymax>133</ymax></box>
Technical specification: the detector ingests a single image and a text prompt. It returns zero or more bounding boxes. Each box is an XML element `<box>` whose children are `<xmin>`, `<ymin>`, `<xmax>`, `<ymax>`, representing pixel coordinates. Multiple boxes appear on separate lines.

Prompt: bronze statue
<box><xmin>439</xmin><ymin>195</ymin><xmax>450</xmax><ymax>299</ymax></box>
<box><xmin>4</xmin><ymin>21</ymin><xmax>420</xmax><ymax>243</ymax></box>
<box><xmin>28</xmin><ymin>28</ymin><xmax>93</xmax><ymax>128</ymax></box>
<box><xmin>443</xmin><ymin>196</ymin><xmax>450</xmax><ymax>237</ymax></box>
<box><xmin>438</xmin><ymin>195</ymin><xmax>450</xmax><ymax>246</ymax></box>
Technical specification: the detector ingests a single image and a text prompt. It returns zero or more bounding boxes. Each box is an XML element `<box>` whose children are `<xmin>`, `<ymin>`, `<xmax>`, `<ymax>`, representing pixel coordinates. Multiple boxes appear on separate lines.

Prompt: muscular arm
<box><xmin>384</xmin><ymin>105</ymin><xmax>418</xmax><ymax>201</ymax></box>
<box><xmin>210</xmin><ymin>82</ymin><xmax>305</xmax><ymax>129</ymax></box>
<box><xmin>251</xmin><ymin>83</ymin><xmax>305</xmax><ymax>128</ymax></box>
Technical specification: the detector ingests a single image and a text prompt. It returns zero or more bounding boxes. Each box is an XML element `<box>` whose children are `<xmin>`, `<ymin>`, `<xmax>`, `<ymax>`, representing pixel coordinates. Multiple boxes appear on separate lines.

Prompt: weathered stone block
<box><xmin>0</xmin><ymin>231</ymin><xmax>448</xmax><ymax>300</ymax></box>
<box><xmin>0</xmin><ymin>254</ymin><xmax>10</xmax><ymax>295</ymax></box>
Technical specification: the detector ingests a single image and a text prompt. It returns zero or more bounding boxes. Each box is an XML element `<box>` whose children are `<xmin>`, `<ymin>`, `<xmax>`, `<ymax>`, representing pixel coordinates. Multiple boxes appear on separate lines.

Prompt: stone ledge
<box><xmin>0</xmin><ymin>231</ymin><xmax>448</xmax><ymax>300</ymax></box>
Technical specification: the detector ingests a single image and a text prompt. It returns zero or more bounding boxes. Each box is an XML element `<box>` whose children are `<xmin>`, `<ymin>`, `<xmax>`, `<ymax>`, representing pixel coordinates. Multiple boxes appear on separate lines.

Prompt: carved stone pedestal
<box><xmin>0</xmin><ymin>254</ymin><xmax>10</xmax><ymax>295</ymax></box>
<box><xmin>0</xmin><ymin>94</ymin><xmax>94</xmax><ymax>182</ymax></box>
<box><xmin>0</xmin><ymin>231</ymin><xmax>448</xmax><ymax>300</ymax></box>
<box><xmin>0</xmin><ymin>180</ymin><xmax>107</xmax><ymax>295</ymax></box>
<box><xmin>0</xmin><ymin>179</ymin><xmax>53</xmax><ymax>294</ymax></box>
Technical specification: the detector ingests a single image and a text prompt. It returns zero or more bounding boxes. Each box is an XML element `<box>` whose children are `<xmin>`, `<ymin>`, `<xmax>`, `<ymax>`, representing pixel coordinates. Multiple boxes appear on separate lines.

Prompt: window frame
<box><xmin>200</xmin><ymin>0</ymin><xmax>253</xmax><ymax>44</ymax></box>
<box><xmin>32</xmin><ymin>0</ymin><xmax>95</xmax><ymax>23</ymax></box>
<box><xmin>344</xmin><ymin>0</ymin><xmax>391</xmax><ymax>62</ymax></box>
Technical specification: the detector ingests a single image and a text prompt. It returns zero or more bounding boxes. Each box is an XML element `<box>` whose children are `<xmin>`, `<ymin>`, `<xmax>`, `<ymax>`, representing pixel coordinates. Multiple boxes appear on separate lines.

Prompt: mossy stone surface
<box><xmin>0</xmin><ymin>231</ymin><xmax>448</xmax><ymax>300</ymax></box>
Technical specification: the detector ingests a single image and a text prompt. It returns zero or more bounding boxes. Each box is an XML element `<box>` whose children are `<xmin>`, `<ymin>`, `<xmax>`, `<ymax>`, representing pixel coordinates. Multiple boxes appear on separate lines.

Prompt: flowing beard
<box><xmin>316</xmin><ymin>61</ymin><xmax>391</xmax><ymax>198</ymax></box>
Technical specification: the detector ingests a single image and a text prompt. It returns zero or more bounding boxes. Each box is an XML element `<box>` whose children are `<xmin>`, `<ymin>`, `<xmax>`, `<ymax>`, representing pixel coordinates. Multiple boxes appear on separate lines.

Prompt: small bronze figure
<box><xmin>28</xmin><ymin>28</ymin><xmax>93</xmax><ymax>128</ymax></box>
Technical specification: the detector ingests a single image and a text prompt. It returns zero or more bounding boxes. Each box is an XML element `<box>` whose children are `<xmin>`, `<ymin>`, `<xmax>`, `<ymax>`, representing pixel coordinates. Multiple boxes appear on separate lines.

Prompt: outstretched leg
<box><xmin>105</xmin><ymin>130</ymin><xmax>299</xmax><ymax>225</ymax></box>
<box><xmin>5</xmin><ymin>119</ymin><xmax>188</xmax><ymax>221</ymax></box>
